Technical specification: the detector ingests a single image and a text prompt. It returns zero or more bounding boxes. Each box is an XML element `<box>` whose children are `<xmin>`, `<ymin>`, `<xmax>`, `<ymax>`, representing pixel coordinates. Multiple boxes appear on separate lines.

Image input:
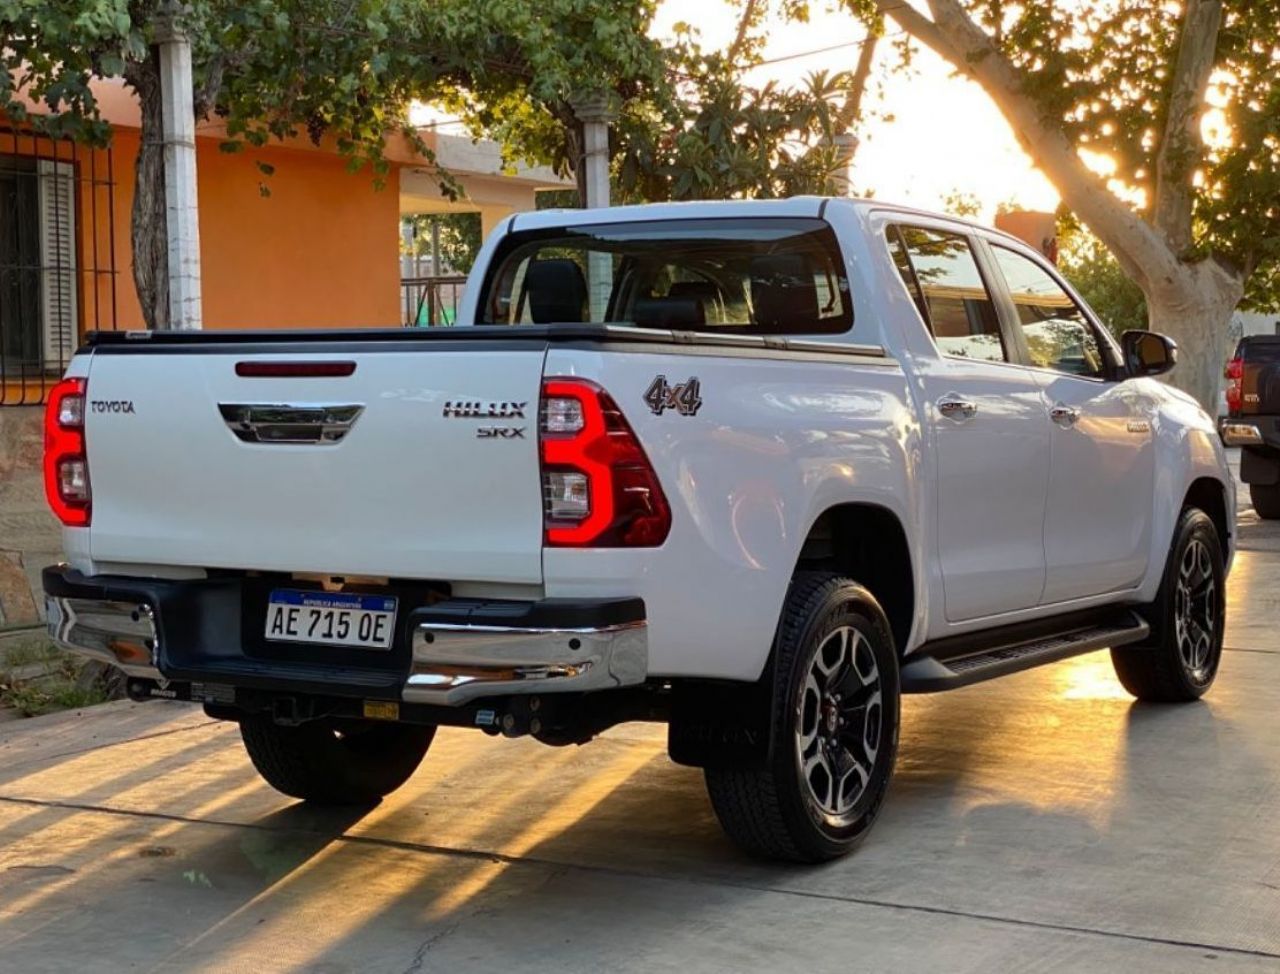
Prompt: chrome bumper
<box><xmin>404</xmin><ymin>620</ymin><xmax>648</xmax><ymax>706</ymax></box>
<box><xmin>1221</xmin><ymin>420</ymin><xmax>1265</xmax><ymax>446</ymax></box>
<box><xmin>45</xmin><ymin>595</ymin><xmax>162</xmax><ymax>679</ymax></box>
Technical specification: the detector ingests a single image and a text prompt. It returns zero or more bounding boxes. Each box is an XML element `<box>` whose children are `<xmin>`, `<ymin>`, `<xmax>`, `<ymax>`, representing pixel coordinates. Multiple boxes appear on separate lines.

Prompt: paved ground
<box><xmin>1</xmin><ymin>473</ymin><xmax>1277</xmax><ymax>972</ymax></box>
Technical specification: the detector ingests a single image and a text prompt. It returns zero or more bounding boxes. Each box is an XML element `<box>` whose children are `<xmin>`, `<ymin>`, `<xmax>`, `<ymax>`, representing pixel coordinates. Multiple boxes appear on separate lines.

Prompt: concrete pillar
<box><xmin>155</xmin><ymin>2</ymin><xmax>202</xmax><ymax>329</ymax></box>
<box><xmin>571</xmin><ymin>92</ymin><xmax>616</xmax><ymax>209</ymax></box>
<box><xmin>400</xmin><ymin>219</ymin><xmax>415</xmax><ymax>278</ymax></box>
<box><xmin>828</xmin><ymin>132</ymin><xmax>858</xmax><ymax>198</ymax></box>
<box><xmin>571</xmin><ymin>92</ymin><xmax>618</xmax><ymax>320</ymax></box>
<box><xmin>480</xmin><ymin>206</ymin><xmax>514</xmax><ymax>238</ymax></box>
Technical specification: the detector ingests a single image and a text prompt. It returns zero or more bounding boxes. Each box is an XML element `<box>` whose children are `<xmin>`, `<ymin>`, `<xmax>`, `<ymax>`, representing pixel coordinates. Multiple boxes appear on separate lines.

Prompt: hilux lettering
<box><xmin>442</xmin><ymin>400</ymin><xmax>528</xmax><ymax>419</ymax></box>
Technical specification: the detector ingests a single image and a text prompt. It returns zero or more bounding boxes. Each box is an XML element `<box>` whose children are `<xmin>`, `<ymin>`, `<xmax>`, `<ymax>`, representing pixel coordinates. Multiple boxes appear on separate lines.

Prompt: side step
<box><xmin>900</xmin><ymin>611</ymin><xmax>1150</xmax><ymax>693</ymax></box>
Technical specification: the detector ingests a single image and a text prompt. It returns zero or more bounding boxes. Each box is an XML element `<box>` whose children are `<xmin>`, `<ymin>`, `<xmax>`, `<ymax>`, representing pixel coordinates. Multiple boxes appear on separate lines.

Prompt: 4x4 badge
<box><xmin>644</xmin><ymin>375</ymin><xmax>702</xmax><ymax>417</ymax></box>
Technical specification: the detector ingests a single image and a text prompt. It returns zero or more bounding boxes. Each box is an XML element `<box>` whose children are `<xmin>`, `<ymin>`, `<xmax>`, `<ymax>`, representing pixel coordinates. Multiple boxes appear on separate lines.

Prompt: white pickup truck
<box><xmin>43</xmin><ymin>198</ymin><xmax>1234</xmax><ymax>862</ymax></box>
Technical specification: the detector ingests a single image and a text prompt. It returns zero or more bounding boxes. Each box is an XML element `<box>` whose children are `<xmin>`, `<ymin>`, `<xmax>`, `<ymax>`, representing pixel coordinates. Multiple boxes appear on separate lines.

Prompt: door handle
<box><xmin>937</xmin><ymin>396</ymin><xmax>978</xmax><ymax>421</ymax></box>
<box><xmin>1050</xmin><ymin>403</ymin><xmax>1082</xmax><ymax>428</ymax></box>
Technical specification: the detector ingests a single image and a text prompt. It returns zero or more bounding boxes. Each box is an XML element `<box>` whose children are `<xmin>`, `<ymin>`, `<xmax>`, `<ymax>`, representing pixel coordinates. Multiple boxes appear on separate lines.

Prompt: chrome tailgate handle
<box><xmin>218</xmin><ymin>403</ymin><xmax>364</xmax><ymax>444</ymax></box>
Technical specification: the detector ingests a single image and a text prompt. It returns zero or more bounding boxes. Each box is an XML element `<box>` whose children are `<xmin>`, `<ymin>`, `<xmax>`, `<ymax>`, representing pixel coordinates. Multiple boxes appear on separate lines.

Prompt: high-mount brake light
<box><xmin>235</xmin><ymin>361</ymin><xmax>357</xmax><ymax>378</ymax></box>
<box><xmin>539</xmin><ymin>378</ymin><xmax>671</xmax><ymax>547</ymax></box>
<box><xmin>44</xmin><ymin>377</ymin><xmax>91</xmax><ymax>526</ymax></box>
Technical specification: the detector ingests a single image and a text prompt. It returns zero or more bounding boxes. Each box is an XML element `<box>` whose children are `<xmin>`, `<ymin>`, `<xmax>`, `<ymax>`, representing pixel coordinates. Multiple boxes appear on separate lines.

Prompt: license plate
<box><xmin>265</xmin><ymin>590</ymin><xmax>398</xmax><ymax>650</ymax></box>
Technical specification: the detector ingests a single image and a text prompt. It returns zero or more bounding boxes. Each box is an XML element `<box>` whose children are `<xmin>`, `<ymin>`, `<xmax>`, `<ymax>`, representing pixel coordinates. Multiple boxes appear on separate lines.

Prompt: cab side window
<box><xmin>991</xmin><ymin>246</ymin><xmax>1105</xmax><ymax>378</ymax></box>
<box><xmin>887</xmin><ymin>226</ymin><xmax>1007</xmax><ymax>363</ymax></box>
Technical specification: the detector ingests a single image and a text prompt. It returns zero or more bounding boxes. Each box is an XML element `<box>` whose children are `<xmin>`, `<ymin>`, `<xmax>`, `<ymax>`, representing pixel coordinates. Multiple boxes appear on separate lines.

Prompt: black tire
<box><xmin>1249</xmin><ymin>483</ymin><xmax>1280</xmax><ymax>520</ymax></box>
<box><xmin>1111</xmin><ymin>508</ymin><xmax>1225</xmax><ymax>702</ymax></box>
<box><xmin>240</xmin><ymin>716</ymin><xmax>435</xmax><ymax>804</ymax></box>
<box><xmin>705</xmin><ymin>573</ymin><xmax>900</xmax><ymax>863</ymax></box>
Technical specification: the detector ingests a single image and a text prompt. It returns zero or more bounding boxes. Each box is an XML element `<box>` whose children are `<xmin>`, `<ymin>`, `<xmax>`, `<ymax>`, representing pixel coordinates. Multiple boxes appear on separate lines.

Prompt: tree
<box><xmin>0</xmin><ymin>0</ymin><xmax>669</xmax><ymax>329</ymax></box>
<box><xmin>472</xmin><ymin>2</ymin><xmax>885</xmax><ymax>204</ymax></box>
<box><xmin>612</xmin><ymin>7</ymin><xmax>882</xmax><ymax>202</ymax></box>
<box><xmin>401</xmin><ymin>212</ymin><xmax>482</xmax><ymax>275</ymax></box>
<box><xmin>1057</xmin><ymin>214</ymin><xmax>1149</xmax><ymax>338</ymax></box>
<box><xmin>940</xmin><ymin>188</ymin><xmax>982</xmax><ymax>218</ymax></box>
<box><xmin>852</xmin><ymin>0</ymin><xmax>1280</xmax><ymax>410</ymax></box>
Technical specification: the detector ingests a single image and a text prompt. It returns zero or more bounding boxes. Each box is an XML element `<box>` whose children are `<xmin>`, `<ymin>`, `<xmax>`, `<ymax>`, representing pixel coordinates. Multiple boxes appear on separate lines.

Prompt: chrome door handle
<box><xmin>1050</xmin><ymin>403</ymin><xmax>1082</xmax><ymax>428</ymax></box>
<box><xmin>937</xmin><ymin>396</ymin><xmax>978</xmax><ymax>421</ymax></box>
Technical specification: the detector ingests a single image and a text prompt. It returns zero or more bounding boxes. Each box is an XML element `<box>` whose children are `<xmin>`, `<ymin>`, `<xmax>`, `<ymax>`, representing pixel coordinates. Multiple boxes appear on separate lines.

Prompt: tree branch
<box><xmin>871</xmin><ymin>0</ymin><xmax>948</xmax><ymax>53</ymax></box>
<box><xmin>728</xmin><ymin>0</ymin><xmax>764</xmax><ymax>63</ymax></box>
<box><xmin>875</xmin><ymin>0</ymin><xmax>1183</xmax><ymax>292</ymax></box>
<box><xmin>1152</xmin><ymin>0</ymin><xmax>1222</xmax><ymax>254</ymax></box>
<box><xmin>834</xmin><ymin>33</ymin><xmax>879</xmax><ymax>130</ymax></box>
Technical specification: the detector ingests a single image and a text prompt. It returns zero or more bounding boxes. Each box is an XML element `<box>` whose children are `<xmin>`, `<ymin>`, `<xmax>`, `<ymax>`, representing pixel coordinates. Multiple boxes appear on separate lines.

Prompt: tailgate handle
<box><xmin>218</xmin><ymin>403</ymin><xmax>364</xmax><ymax>445</ymax></box>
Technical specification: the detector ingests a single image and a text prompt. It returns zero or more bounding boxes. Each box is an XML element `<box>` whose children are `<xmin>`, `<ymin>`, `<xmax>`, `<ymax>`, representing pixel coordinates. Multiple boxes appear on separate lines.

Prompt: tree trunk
<box><xmin>1143</xmin><ymin>258</ymin><xmax>1243</xmax><ymax>413</ymax></box>
<box><xmin>129</xmin><ymin>54</ymin><xmax>168</xmax><ymax>331</ymax></box>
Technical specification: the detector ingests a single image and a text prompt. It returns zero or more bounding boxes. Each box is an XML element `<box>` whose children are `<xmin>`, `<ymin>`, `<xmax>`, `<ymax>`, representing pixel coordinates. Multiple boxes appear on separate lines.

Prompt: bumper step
<box><xmin>901</xmin><ymin>611</ymin><xmax>1150</xmax><ymax>693</ymax></box>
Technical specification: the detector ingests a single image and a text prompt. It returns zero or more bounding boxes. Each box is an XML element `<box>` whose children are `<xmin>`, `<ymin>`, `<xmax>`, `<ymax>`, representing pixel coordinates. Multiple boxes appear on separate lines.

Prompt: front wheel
<box><xmin>240</xmin><ymin>716</ymin><xmax>435</xmax><ymax>804</ymax></box>
<box><xmin>705</xmin><ymin>574</ymin><xmax>900</xmax><ymax>862</ymax></box>
<box><xmin>1249</xmin><ymin>483</ymin><xmax>1280</xmax><ymax>520</ymax></box>
<box><xmin>1111</xmin><ymin>508</ymin><xmax>1225</xmax><ymax>702</ymax></box>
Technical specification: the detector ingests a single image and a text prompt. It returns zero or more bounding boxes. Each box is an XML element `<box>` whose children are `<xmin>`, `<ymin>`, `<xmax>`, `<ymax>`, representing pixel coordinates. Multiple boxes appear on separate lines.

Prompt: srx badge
<box><xmin>644</xmin><ymin>375</ymin><xmax>702</xmax><ymax>417</ymax></box>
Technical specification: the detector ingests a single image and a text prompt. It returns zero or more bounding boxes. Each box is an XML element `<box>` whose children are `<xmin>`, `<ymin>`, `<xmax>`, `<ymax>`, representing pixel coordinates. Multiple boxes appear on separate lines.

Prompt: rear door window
<box><xmin>888</xmin><ymin>226</ymin><xmax>1007</xmax><ymax>363</ymax></box>
<box><xmin>478</xmin><ymin>217</ymin><xmax>852</xmax><ymax>336</ymax></box>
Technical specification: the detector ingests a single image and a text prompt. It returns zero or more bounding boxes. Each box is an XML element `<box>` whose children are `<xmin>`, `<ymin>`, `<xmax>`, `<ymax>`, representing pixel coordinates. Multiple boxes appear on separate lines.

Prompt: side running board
<box><xmin>900</xmin><ymin>611</ymin><xmax>1150</xmax><ymax>693</ymax></box>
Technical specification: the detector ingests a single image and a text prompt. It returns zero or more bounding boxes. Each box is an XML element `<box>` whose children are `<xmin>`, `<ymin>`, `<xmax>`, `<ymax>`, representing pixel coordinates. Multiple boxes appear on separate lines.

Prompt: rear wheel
<box><xmin>705</xmin><ymin>574</ymin><xmax>900</xmax><ymax>862</ymax></box>
<box><xmin>240</xmin><ymin>716</ymin><xmax>435</xmax><ymax>804</ymax></box>
<box><xmin>1249</xmin><ymin>483</ymin><xmax>1280</xmax><ymax>520</ymax></box>
<box><xmin>1111</xmin><ymin>508</ymin><xmax>1225</xmax><ymax>702</ymax></box>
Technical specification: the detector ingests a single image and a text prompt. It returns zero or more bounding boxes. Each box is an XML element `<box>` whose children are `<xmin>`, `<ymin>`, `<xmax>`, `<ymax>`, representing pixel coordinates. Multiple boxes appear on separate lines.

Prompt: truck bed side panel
<box><xmin>541</xmin><ymin>345</ymin><xmax>922</xmax><ymax>682</ymax></box>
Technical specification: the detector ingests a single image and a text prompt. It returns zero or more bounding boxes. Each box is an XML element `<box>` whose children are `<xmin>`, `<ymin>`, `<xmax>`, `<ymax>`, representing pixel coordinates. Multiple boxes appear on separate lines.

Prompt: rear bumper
<box><xmin>42</xmin><ymin>565</ymin><xmax>647</xmax><ymax>707</ymax></box>
<box><xmin>1221</xmin><ymin>415</ymin><xmax>1280</xmax><ymax>450</ymax></box>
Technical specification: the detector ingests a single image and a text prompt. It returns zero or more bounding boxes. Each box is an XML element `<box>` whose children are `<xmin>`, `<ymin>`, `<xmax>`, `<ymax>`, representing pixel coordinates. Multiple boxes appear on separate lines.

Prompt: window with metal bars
<box><xmin>0</xmin><ymin>130</ymin><xmax>118</xmax><ymax>406</ymax></box>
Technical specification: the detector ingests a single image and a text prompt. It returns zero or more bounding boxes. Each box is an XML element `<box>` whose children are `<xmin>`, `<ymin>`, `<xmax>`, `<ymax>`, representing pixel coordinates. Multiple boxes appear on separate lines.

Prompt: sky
<box><xmin>650</xmin><ymin>1</ymin><xmax>1061</xmax><ymax>219</ymax></box>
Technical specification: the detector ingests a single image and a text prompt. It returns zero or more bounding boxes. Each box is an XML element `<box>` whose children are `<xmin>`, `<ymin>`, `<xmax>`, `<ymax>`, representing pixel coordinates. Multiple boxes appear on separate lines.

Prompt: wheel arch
<box><xmin>795</xmin><ymin>502</ymin><xmax>916</xmax><ymax>653</ymax></box>
<box><xmin>1183</xmin><ymin>476</ymin><xmax>1232</xmax><ymax>556</ymax></box>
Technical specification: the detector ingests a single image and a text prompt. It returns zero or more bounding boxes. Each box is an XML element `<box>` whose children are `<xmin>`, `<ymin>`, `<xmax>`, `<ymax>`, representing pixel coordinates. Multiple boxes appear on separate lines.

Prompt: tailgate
<box><xmin>1242</xmin><ymin>341</ymin><xmax>1280</xmax><ymax>416</ymax></box>
<box><xmin>82</xmin><ymin>346</ymin><xmax>548</xmax><ymax>583</ymax></box>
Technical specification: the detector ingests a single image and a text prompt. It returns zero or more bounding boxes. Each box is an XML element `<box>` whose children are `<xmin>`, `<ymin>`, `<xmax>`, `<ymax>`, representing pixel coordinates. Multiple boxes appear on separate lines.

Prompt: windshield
<box><xmin>477</xmin><ymin>217</ymin><xmax>853</xmax><ymax>336</ymax></box>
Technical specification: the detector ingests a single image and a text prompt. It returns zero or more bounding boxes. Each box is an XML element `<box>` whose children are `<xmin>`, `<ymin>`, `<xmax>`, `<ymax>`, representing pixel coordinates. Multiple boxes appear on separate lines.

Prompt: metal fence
<box><xmin>401</xmin><ymin>274</ymin><xmax>467</xmax><ymax>327</ymax></box>
<box><xmin>0</xmin><ymin>128</ymin><xmax>118</xmax><ymax>406</ymax></box>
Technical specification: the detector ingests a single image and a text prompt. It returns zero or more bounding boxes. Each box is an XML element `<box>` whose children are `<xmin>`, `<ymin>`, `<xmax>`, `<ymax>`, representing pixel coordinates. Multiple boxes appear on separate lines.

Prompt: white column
<box><xmin>571</xmin><ymin>93</ymin><xmax>617</xmax><ymax>320</ymax></box>
<box><xmin>155</xmin><ymin>3</ymin><xmax>203</xmax><ymax>329</ymax></box>
<box><xmin>828</xmin><ymin>132</ymin><xmax>858</xmax><ymax>198</ymax></box>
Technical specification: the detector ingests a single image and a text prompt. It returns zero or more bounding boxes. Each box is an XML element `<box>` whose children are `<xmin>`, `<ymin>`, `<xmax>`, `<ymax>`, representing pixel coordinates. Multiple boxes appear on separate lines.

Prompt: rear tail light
<box><xmin>1225</xmin><ymin>355</ymin><xmax>1243</xmax><ymax>414</ymax></box>
<box><xmin>539</xmin><ymin>378</ymin><xmax>671</xmax><ymax>547</ymax></box>
<box><xmin>44</xmin><ymin>377</ymin><xmax>91</xmax><ymax>526</ymax></box>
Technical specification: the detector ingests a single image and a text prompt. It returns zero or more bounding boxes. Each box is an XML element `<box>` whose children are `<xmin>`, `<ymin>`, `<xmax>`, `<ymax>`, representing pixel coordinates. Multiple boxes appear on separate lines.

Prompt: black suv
<box><xmin>1223</xmin><ymin>335</ymin><xmax>1280</xmax><ymax>518</ymax></box>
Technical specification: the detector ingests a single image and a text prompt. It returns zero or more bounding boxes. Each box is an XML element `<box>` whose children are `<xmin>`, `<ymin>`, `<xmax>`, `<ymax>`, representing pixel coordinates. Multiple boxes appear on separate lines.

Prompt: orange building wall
<box><xmin>107</xmin><ymin>129</ymin><xmax>401</xmax><ymax>330</ymax></box>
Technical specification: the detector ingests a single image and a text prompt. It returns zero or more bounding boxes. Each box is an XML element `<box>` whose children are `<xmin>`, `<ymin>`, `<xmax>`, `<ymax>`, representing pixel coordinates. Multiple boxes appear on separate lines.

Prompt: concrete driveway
<box><xmin>2</xmin><ymin>495</ymin><xmax>1278</xmax><ymax>971</ymax></box>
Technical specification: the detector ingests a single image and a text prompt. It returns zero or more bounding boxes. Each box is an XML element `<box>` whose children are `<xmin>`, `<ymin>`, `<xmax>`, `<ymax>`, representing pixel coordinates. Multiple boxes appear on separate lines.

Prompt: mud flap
<box><xmin>667</xmin><ymin>677</ymin><xmax>775</xmax><ymax>770</ymax></box>
<box><xmin>1242</xmin><ymin>447</ymin><xmax>1280</xmax><ymax>486</ymax></box>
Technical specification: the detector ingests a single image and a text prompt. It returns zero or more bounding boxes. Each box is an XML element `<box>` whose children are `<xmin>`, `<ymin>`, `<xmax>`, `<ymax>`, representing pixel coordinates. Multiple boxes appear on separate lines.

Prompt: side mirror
<box><xmin>1121</xmin><ymin>330</ymin><xmax>1178</xmax><ymax>378</ymax></box>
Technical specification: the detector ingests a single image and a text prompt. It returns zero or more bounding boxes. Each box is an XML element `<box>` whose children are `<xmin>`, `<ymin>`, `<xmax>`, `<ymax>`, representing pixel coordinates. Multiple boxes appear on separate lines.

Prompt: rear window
<box><xmin>476</xmin><ymin>217</ymin><xmax>853</xmax><ymax>336</ymax></box>
<box><xmin>1242</xmin><ymin>338</ymin><xmax>1280</xmax><ymax>364</ymax></box>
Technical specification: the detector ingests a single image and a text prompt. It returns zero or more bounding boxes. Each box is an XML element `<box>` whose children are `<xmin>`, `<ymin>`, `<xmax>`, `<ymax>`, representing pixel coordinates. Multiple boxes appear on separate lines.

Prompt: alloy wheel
<box><xmin>1173</xmin><ymin>538</ymin><xmax>1218</xmax><ymax>684</ymax></box>
<box><xmin>795</xmin><ymin>624</ymin><xmax>884</xmax><ymax>825</ymax></box>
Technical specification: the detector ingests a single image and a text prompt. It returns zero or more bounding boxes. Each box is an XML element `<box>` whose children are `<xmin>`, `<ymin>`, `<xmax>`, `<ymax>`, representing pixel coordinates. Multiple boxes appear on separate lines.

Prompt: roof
<box><xmin>510</xmin><ymin>197</ymin><xmax>828</xmax><ymax>231</ymax></box>
<box><xmin>507</xmin><ymin>196</ymin><xmax>1028</xmax><ymax>246</ymax></box>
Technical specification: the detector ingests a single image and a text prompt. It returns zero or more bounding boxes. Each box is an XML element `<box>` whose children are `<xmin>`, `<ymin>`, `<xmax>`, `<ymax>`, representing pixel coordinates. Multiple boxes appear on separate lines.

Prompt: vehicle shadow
<box><xmin>4</xmin><ymin>651</ymin><xmax>1276</xmax><ymax>970</ymax></box>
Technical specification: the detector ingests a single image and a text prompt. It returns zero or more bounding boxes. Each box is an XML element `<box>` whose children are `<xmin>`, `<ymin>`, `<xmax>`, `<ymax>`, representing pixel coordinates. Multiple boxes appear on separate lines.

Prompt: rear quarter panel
<box><xmin>542</xmin><ymin>345</ymin><xmax>923</xmax><ymax>682</ymax></box>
